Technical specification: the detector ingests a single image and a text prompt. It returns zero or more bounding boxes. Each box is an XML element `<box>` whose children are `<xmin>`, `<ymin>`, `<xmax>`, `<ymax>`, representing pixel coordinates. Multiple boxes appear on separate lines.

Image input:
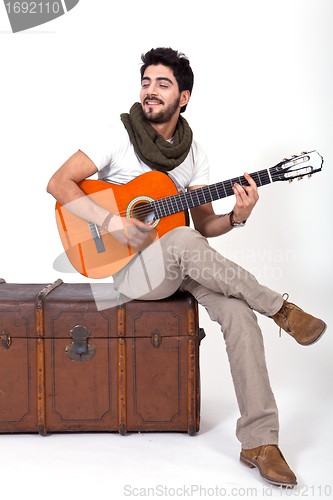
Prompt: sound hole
<box><xmin>131</xmin><ymin>202</ymin><xmax>156</xmax><ymax>225</ymax></box>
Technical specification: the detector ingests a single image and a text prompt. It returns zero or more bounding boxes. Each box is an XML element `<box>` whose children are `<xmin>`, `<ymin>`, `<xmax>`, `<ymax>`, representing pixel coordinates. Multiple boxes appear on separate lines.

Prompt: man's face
<box><xmin>140</xmin><ymin>64</ymin><xmax>182</xmax><ymax>124</ymax></box>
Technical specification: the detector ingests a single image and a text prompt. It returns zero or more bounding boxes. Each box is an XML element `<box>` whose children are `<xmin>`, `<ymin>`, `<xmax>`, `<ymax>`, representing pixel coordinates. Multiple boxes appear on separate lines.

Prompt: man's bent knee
<box><xmin>164</xmin><ymin>226</ymin><xmax>209</xmax><ymax>255</ymax></box>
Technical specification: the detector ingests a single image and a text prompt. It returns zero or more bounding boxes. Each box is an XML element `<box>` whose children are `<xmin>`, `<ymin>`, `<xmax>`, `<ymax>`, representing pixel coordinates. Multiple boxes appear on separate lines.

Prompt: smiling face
<box><xmin>140</xmin><ymin>64</ymin><xmax>189</xmax><ymax>125</ymax></box>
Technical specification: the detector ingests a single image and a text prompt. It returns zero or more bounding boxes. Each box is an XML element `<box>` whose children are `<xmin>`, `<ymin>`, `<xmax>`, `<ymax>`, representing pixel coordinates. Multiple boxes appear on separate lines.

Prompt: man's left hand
<box><xmin>232</xmin><ymin>172</ymin><xmax>259</xmax><ymax>223</ymax></box>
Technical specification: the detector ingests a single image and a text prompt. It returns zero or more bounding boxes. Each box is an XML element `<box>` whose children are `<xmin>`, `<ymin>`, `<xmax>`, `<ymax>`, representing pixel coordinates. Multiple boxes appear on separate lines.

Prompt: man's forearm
<box><xmin>193</xmin><ymin>213</ymin><xmax>234</xmax><ymax>238</ymax></box>
<box><xmin>47</xmin><ymin>178</ymin><xmax>110</xmax><ymax>228</ymax></box>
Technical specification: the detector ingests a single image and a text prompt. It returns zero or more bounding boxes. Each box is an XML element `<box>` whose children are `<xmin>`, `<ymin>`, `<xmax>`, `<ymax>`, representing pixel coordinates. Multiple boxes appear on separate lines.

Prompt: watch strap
<box><xmin>229</xmin><ymin>210</ymin><xmax>246</xmax><ymax>227</ymax></box>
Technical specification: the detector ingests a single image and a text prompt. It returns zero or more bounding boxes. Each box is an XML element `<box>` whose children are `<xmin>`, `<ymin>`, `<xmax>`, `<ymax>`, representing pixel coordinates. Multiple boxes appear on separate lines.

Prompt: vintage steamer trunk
<box><xmin>0</xmin><ymin>279</ymin><xmax>204</xmax><ymax>436</ymax></box>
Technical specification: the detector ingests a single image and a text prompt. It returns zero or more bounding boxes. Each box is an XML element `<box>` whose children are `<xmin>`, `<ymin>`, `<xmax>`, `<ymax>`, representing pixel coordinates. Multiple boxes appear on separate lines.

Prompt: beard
<box><xmin>142</xmin><ymin>95</ymin><xmax>181</xmax><ymax>124</ymax></box>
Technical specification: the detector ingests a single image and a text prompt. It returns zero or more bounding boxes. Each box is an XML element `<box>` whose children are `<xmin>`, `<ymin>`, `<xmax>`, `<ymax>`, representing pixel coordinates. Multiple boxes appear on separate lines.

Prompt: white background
<box><xmin>0</xmin><ymin>1</ymin><xmax>332</xmax><ymax>498</ymax></box>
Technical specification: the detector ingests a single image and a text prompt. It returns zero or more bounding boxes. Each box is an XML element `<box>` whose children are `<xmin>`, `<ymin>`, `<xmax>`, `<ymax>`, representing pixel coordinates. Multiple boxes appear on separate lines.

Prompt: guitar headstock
<box><xmin>270</xmin><ymin>151</ymin><xmax>323</xmax><ymax>183</ymax></box>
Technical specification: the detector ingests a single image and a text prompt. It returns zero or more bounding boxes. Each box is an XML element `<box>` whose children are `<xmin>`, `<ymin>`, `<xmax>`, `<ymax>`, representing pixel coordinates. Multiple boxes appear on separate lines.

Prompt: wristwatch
<box><xmin>229</xmin><ymin>210</ymin><xmax>246</xmax><ymax>228</ymax></box>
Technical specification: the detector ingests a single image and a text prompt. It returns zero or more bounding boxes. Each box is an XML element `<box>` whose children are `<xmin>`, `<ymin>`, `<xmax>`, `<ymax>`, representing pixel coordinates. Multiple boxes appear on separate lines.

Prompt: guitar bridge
<box><xmin>88</xmin><ymin>222</ymin><xmax>106</xmax><ymax>253</ymax></box>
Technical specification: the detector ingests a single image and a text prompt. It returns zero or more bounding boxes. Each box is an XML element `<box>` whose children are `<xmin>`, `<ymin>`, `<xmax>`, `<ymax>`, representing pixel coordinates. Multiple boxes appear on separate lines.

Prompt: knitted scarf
<box><xmin>120</xmin><ymin>102</ymin><xmax>193</xmax><ymax>172</ymax></box>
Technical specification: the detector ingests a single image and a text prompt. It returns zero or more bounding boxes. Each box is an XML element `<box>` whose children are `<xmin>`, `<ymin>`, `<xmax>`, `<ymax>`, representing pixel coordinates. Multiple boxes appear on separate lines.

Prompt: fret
<box><xmin>256</xmin><ymin>173</ymin><xmax>262</xmax><ymax>186</ymax></box>
<box><xmin>260</xmin><ymin>170</ymin><xmax>271</xmax><ymax>185</ymax></box>
<box><xmin>202</xmin><ymin>188</ymin><xmax>209</xmax><ymax>204</ymax></box>
<box><xmin>257</xmin><ymin>170</ymin><xmax>270</xmax><ymax>186</ymax></box>
<box><xmin>255</xmin><ymin>173</ymin><xmax>262</xmax><ymax>187</ymax></box>
<box><xmin>206</xmin><ymin>185</ymin><xmax>219</xmax><ymax>202</ymax></box>
<box><xmin>171</xmin><ymin>194</ymin><xmax>182</xmax><ymax>213</ymax></box>
<box><xmin>202</xmin><ymin>186</ymin><xmax>210</xmax><ymax>202</ymax></box>
<box><xmin>203</xmin><ymin>186</ymin><xmax>211</xmax><ymax>201</ymax></box>
<box><xmin>231</xmin><ymin>176</ymin><xmax>242</xmax><ymax>186</ymax></box>
<box><xmin>155</xmin><ymin>199</ymin><xmax>163</xmax><ymax>218</ymax></box>
<box><xmin>194</xmin><ymin>189</ymin><xmax>207</xmax><ymax>206</ymax></box>
<box><xmin>159</xmin><ymin>196</ymin><xmax>170</xmax><ymax>217</ymax></box>
<box><xmin>212</xmin><ymin>183</ymin><xmax>220</xmax><ymax>200</ymax></box>
<box><xmin>187</xmin><ymin>190</ymin><xmax>197</xmax><ymax>209</ymax></box>
<box><xmin>153</xmin><ymin>198</ymin><xmax>166</xmax><ymax>218</ymax></box>
<box><xmin>177</xmin><ymin>194</ymin><xmax>185</xmax><ymax>212</ymax></box>
<box><xmin>151</xmin><ymin>200</ymin><xmax>159</xmax><ymax>219</ymax></box>
<box><xmin>156</xmin><ymin>198</ymin><xmax>166</xmax><ymax>218</ymax></box>
<box><xmin>223</xmin><ymin>179</ymin><xmax>234</xmax><ymax>198</ymax></box>
<box><xmin>164</xmin><ymin>199</ymin><xmax>171</xmax><ymax>216</ymax></box>
<box><xmin>164</xmin><ymin>199</ymin><xmax>171</xmax><ymax>217</ymax></box>
<box><xmin>216</xmin><ymin>182</ymin><xmax>227</xmax><ymax>199</ymax></box>
<box><xmin>193</xmin><ymin>189</ymin><xmax>201</xmax><ymax>206</ymax></box>
<box><xmin>180</xmin><ymin>190</ymin><xmax>190</xmax><ymax>210</ymax></box>
<box><xmin>248</xmin><ymin>173</ymin><xmax>258</xmax><ymax>186</ymax></box>
<box><xmin>164</xmin><ymin>196</ymin><xmax>174</xmax><ymax>216</ymax></box>
<box><xmin>187</xmin><ymin>191</ymin><xmax>198</xmax><ymax>209</ymax></box>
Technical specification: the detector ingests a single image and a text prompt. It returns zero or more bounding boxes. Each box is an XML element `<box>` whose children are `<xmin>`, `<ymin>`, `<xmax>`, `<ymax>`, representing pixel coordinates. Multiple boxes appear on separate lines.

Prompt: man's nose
<box><xmin>148</xmin><ymin>83</ymin><xmax>158</xmax><ymax>95</ymax></box>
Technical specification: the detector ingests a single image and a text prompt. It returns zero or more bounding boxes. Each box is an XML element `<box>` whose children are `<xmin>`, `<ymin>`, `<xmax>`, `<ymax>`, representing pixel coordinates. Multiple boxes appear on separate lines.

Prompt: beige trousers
<box><xmin>113</xmin><ymin>226</ymin><xmax>284</xmax><ymax>449</ymax></box>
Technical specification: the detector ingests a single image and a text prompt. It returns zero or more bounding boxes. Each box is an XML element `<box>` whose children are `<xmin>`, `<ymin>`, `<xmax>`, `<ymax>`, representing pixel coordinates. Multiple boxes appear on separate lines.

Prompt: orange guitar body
<box><xmin>55</xmin><ymin>171</ymin><xmax>186</xmax><ymax>279</ymax></box>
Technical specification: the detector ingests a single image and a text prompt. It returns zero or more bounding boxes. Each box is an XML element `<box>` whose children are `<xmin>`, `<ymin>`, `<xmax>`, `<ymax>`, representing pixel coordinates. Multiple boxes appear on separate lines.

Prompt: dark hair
<box><xmin>140</xmin><ymin>47</ymin><xmax>194</xmax><ymax>113</ymax></box>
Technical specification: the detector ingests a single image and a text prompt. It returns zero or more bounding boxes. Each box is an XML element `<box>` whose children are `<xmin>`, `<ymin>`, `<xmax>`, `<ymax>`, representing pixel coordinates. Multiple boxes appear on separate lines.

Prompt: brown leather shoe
<box><xmin>271</xmin><ymin>295</ymin><xmax>326</xmax><ymax>346</ymax></box>
<box><xmin>240</xmin><ymin>445</ymin><xmax>297</xmax><ymax>487</ymax></box>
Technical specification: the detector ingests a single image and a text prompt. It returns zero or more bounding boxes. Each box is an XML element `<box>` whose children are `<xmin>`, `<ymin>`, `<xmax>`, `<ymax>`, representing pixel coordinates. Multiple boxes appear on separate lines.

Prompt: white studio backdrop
<box><xmin>0</xmin><ymin>0</ymin><xmax>332</xmax><ymax>498</ymax></box>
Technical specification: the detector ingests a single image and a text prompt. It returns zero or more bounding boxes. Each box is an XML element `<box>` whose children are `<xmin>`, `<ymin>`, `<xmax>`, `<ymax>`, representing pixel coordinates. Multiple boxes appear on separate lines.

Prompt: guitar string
<box><xmin>106</xmin><ymin>166</ymin><xmax>308</xmax><ymax>221</ymax></box>
<box><xmin>89</xmin><ymin>168</ymin><xmax>288</xmax><ymax>224</ymax></box>
<box><xmin>94</xmin><ymin>170</ymin><xmax>274</xmax><ymax>222</ymax></box>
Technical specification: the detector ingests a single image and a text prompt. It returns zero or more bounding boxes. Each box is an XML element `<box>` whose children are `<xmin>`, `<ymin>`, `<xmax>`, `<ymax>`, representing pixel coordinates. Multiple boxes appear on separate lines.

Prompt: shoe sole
<box><xmin>299</xmin><ymin>321</ymin><xmax>327</xmax><ymax>346</ymax></box>
<box><xmin>240</xmin><ymin>454</ymin><xmax>297</xmax><ymax>487</ymax></box>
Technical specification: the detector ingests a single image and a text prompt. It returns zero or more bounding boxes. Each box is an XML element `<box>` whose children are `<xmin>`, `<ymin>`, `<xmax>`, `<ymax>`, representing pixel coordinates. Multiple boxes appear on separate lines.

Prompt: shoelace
<box><xmin>278</xmin><ymin>293</ymin><xmax>290</xmax><ymax>337</ymax></box>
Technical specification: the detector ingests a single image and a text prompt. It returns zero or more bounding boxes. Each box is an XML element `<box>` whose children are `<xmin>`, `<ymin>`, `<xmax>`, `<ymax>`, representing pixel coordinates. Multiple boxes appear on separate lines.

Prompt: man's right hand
<box><xmin>107</xmin><ymin>215</ymin><xmax>151</xmax><ymax>248</ymax></box>
<box><xmin>47</xmin><ymin>150</ymin><xmax>152</xmax><ymax>249</ymax></box>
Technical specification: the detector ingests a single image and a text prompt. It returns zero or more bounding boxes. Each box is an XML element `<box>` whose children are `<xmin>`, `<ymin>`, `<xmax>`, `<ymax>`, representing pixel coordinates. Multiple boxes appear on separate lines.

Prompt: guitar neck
<box><xmin>151</xmin><ymin>168</ymin><xmax>272</xmax><ymax>218</ymax></box>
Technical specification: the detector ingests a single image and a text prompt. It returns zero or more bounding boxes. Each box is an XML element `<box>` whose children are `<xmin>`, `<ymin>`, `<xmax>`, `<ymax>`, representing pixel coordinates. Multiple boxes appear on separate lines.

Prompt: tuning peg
<box><xmin>308</xmin><ymin>174</ymin><xmax>312</xmax><ymax>179</ymax></box>
<box><xmin>289</xmin><ymin>179</ymin><xmax>293</xmax><ymax>183</ymax></box>
<box><xmin>298</xmin><ymin>177</ymin><xmax>303</xmax><ymax>180</ymax></box>
<box><xmin>301</xmin><ymin>151</ymin><xmax>307</xmax><ymax>155</ymax></box>
<box><xmin>292</xmin><ymin>155</ymin><xmax>297</xmax><ymax>158</ymax></box>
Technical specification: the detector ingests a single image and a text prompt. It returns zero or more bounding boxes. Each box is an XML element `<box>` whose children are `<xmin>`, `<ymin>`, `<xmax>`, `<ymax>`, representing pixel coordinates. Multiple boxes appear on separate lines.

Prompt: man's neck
<box><xmin>149</xmin><ymin>116</ymin><xmax>178</xmax><ymax>141</ymax></box>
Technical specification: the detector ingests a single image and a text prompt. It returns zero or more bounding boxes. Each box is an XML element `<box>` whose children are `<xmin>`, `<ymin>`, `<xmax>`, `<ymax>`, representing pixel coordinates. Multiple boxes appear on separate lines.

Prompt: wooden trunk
<box><xmin>0</xmin><ymin>279</ymin><xmax>204</xmax><ymax>436</ymax></box>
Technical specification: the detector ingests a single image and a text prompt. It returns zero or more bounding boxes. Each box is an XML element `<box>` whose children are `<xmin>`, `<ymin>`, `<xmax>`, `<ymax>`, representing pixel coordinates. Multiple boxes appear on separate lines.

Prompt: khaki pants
<box><xmin>113</xmin><ymin>226</ymin><xmax>284</xmax><ymax>449</ymax></box>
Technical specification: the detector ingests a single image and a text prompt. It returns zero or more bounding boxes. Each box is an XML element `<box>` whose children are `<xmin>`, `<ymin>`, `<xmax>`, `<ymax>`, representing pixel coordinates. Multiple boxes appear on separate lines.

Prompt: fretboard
<box><xmin>151</xmin><ymin>169</ymin><xmax>271</xmax><ymax>219</ymax></box>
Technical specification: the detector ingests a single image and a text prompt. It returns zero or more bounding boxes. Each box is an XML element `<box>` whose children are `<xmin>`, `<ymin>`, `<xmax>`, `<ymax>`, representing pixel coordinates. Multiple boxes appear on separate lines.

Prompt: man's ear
<box><xmin>180</xmin><ymin>90</ymin><xmax>190</xmax><ymax>108</ymax></box>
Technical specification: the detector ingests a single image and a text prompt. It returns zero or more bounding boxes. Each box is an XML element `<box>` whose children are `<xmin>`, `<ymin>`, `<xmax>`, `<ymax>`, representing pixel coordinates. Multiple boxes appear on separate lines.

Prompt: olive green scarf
<box><xmin>120</xmin><ymin>102</ymin><xmax>193</xmax><ymax>172</ymax></box>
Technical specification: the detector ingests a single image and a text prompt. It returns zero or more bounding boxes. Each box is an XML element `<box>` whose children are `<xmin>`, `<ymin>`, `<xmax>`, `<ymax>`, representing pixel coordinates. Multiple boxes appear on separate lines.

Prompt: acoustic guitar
<box><xmin>55</xmin><ymin>151</ymin><xmax>323</xmax><ymax>279</ymax></box>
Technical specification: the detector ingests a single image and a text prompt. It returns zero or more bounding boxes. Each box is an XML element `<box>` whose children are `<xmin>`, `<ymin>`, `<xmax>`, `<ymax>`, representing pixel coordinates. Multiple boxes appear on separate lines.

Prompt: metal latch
<box><xmin>1</xmin><ymin>330</ymin><xmax>12</xmax><ymax>349</ymax></box>
<box><xmin>198</xmin><ymin>327</ymin><xmax>206</xmax><ymax>345</ymax></box>
<box><xmin>65</xmin><ymin>325</ymin><xmax>96</xmax><ymax>361</ymax></box>
<box><xmin>151</xmin><ymin>329</ymin><xmax>162</xmax><ymax>348</ymax></box>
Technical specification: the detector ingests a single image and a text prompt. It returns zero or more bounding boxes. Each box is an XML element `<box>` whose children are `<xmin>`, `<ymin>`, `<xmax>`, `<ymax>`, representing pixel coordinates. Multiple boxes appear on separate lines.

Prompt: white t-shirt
<box><xmin>80</xmin><ymin>119</ymin><xmax>210</xmax><ymax>191</ymax></box>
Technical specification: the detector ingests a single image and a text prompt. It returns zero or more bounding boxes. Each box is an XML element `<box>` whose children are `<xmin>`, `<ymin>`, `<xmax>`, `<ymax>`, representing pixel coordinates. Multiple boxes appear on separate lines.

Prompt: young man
<box><xmin>47</xmin><ymin>48</ymin><xmax>326</xmax><ymax>487</ymax></box>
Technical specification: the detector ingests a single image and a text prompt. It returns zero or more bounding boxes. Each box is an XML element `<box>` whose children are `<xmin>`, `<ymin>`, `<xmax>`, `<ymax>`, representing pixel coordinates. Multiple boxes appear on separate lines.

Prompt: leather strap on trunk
<box><xmin>117</xmin><ymin>294</ymin><xmax>127</xmax><ymax>435</ymax></box>
<box><xmin>35</xmin><ymin>279</ymin><xmax>63</xmax><ymax>436</ymax></box>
